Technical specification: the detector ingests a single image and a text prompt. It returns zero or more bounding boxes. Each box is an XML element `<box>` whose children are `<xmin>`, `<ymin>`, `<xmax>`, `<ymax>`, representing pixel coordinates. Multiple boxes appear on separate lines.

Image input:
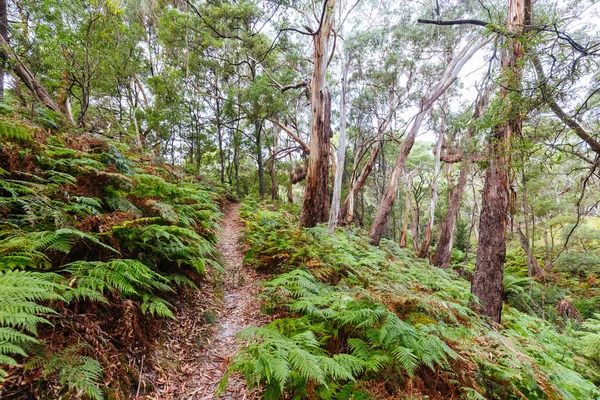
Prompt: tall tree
<box><xmin>0</xmin><ymin>0</ymin><xmax>7</xmax><ymax>102</ymax></box>
<box><xmin>417</xmin><ymin>97</ymin><xmax>447</xmax><ymax>258</ymax></box>
<box><xmin>433</xmin><ymin>88</ymin><xmax>490</xmax><ymax>269</ymax></box>
<box><xmin>368</xmin><ymin>39</ymin><xmax>489</xmax><ymax>245</ymax></box>
<box><xmin>471</xmin><ymin>0</ymin><xmax>532</xmax><ymax>322</ymax></box>
<box><xmin>299</xmin><ymin>0</ymin><xmax>336</xmax><ymax>228</ymax></box>
<box><xmin>329</xmin><ymin>55</ymin><xmax>351</xmax><ymax>231</ymax></box>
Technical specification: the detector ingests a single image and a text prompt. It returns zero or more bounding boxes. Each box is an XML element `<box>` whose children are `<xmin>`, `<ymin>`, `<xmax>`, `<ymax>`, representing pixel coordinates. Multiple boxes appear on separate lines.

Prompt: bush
<box><xmin>226</xmin><ymin>199</ymin><xmax>600</xmax><ymax>400</ymax></box>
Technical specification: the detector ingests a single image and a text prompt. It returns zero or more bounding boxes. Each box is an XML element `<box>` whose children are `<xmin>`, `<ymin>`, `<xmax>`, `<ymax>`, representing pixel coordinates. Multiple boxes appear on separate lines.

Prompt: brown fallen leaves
<box><xmin>142</xmin><ymin>203</ymin><xmax>270</xmax><ymax>399</ymax></box>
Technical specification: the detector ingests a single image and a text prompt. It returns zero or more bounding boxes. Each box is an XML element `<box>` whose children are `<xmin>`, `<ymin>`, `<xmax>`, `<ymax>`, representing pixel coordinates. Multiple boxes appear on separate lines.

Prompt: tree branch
<box><xmin>271</xmin><ymin>120</ymin><xmax>310</xmax><ymax>154</ymax></box>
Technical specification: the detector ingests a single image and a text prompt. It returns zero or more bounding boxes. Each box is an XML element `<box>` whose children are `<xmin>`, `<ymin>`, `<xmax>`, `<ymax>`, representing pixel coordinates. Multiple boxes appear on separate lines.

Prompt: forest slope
<box><xmin>0</xmin><ymin>115</ymin><xmax>223</xmax><ymax>399</ymax></box>
<box><xmin>222</xmin><ymin>199</ymin><xmax>600</xmax><ymax>400</ymax></box>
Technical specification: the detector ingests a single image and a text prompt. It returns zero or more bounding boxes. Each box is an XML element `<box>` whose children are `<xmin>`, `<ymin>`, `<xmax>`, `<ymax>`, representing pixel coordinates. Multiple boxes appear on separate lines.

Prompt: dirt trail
<box><xmin>144</xmin><ymin>203</ymin><xmax>267</xmax><ymax>399</ymax></box>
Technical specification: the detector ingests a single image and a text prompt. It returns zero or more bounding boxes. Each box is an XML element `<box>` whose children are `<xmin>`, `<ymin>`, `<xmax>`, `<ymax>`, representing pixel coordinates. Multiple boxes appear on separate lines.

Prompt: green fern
<box><xmin>38</xmin><ymin>345</ymin><xmax>104</xmax><ymax>400</ymax></box>
<box><xmin>0</xmin><ymin>229</ymin><xmax>117</xmax><ymax>269</ymax></box>
<box><xmin>0</xmin><ymin>120</ymin><xmax>33</xmax><ymax>141</ymax></box>
<box><xmin>578</xmin><ymin>313</ymin><xmax>600</xmax><ymax>360</ymax></box>
<box><xmin>0</xmin><ymin>270</ymin><xmax>64</xmax><ymax>379</ymax></box>
<box><xmin>63</xmin><ymin>259</ymin><xmax>173</xmax><ymax>306</ymax></box>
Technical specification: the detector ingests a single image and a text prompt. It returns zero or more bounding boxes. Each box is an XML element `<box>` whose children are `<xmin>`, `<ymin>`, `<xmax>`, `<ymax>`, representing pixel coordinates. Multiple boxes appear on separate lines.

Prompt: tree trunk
<box><xmin>340</xmin><ymin>133</ymin><xmax>382</xmax><ymax>225</ymax></box>
<box><xmin>433</xmin><ymin>166</ymin><xmax>468</xmax><ymax>268</ymax></box>
<box><xmin>0</xmin><ymin>35</ymin><xmax>65</xmax><ymax>117</ymax></box>
<box><xmin>471</xmin><ymin>0</ymin><xmax>531</xmax><ymax>323</ymax></box>
<box><xmin>517</xmin><ymin>226</ymin><xmax>542</xmax><ymax>276</ymax></box>
<box><xmin>255</xmin><ymin>121</ymin><xmax>265</xmax><ymax>198</ymax></box>
<box><xmin>287</xmin><ymin>154</ymin><xmax>294</xmax><ymax>204</ymax></box>
<box><xmin>417</xmin><ymin>100</ymin><xmax>446</xmax><ymax>258</ymax></box>
<box><xmin>216</xmin><ymin>98</ymin><xmax>225</xmax><ymax>185</ymax></box>
<box><xmin>299</xmin><ymin>0</ymin><xmax>336</xmax><ymax>228</ymax></box>
<box><xmin>368</xmin><ymin>39</ymin><xmax>488</xmax><ymax>245</ymax></box>
<box><xmin>57</xmin><ymin>71</ymin><xmax>76</xmax><ymax>126</ymax></box>
<box><xmin>543</xmin><ymin>228</ymin><xmax>551</xmax><ymax>272</ymax></box>
<box><xmin>433</xmin><ymin>87</ymin><xmax>490</xmax><ymax>268</ymax></box>
<box><xmin>0</xmin><ymin>0</ymin><xmax>7</xmax><ymax>103</ymax></box>
<box><xmin>368</xmin><ymin>111</ymin><xmax>424</xmax><ymax>245</ymax></box>
<box><xmin>520</xmin><ymin>170</ymin><xmax>539</xmax><ymax>277</ymax></box>
<box><xmin>269</xmin><ymin>158</ymin><xmax>278</xmax><ymax>200</ymax></box>
<box><xmin>399</xmin><ymin>177</ymin><xmax>412</xmax><ymax>248</ymax></box>
<box><xmin>412</xmin><ymin>192</ymin><xmax>421</xmax><ymax>252</ymax></box>
<box><xmin>328</xmin><ymin>56</ymin><xmax>351</xmax><ymax>232</ymax></box>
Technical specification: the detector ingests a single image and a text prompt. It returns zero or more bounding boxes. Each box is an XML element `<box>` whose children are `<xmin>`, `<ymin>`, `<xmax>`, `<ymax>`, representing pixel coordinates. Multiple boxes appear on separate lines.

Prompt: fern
<box><xmin>0</xmin><ymin>229</ymin><xmax>117</xmax><ymax>269</ymax></box>
<box><xmin>39</xmin><ymin>345</ymin><xmax>104</xmax><ymax>400</ymax></box>
<box><xmin>63</xmin><ymin>259</ymin><xmax>174</xmax><ymax>306</ymax></box>
<box><xmin>578</xmin><ymin>313</ymin><xmax>600</xmax><ymax>360</ymax></box>
<box><xmin>232</xmin><ymin>199</ymin><xmax>600</xmax><ymax>399</ymax></box>
<box><xmin>0</xmin><ymin>270</ymin><xmax>64</xmax><ymax>379</ymax></box>
<box><xmin>224</xmin><ymin>327</ymin><xmax>357</xmax><ymax>399</ymax></box>
<box><xmin>0</xmin><ymin>120</ymin><xmax>33</xmax><ymax>141</ymax></box>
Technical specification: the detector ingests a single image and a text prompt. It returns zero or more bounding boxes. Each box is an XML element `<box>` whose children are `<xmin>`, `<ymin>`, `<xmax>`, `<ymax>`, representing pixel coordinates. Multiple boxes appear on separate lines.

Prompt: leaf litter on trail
<box><xmin>141</xmin><ymin>203</ymin><xmax>270</xmax><ymax>399</ymax></box>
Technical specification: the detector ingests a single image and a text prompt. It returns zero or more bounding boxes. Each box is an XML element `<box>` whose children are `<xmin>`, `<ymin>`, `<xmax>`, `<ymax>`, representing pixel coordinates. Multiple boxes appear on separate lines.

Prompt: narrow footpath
<box><xmin>145</xmin><ymin>203</ymin><xmax>268</xmax><ymax>399</ymax></box>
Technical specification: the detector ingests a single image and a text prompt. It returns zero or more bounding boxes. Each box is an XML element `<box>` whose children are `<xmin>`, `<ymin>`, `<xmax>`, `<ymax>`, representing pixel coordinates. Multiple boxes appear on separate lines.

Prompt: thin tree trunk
<box><xmin>433</xmin><ymin>166</ymin><xmax>468</xmax><ymax>268</ymax></box>
<box><xmin>544</xmin><ymin>228</ymin><xmax>551</xmax><ymax>270</ymax></box>
<box><xmin>329</xmin><ymin>56</ymin><xmax>351</xmax><ymax>231</ymax></box>
<box><xmin>57</xmin><ymin>71</ymin><xmax>76</xmax><ymax>126</ymax></box>
<box><xmin>0</xmin><ymin>0</ymin><xmax>7</xmax><ymax>103</ymax></box>
<box><xmin>287</xmin><ymin>152</ymin><xmax>294</xmax><ymax>203</ymax></box>
<box><xmin>517</xmin><ymin>225</ymin><xmax>542</xmax><ymax>276</ymax></box>
<box><xmin>368</xmin><ymin>39</ymin><xmax>488</xmax><ymax>245</ymax></box>
<box><xmin>412</xmin><ymin>194</ymin><xmax>421</xmax><ymax>252</ymax></box>
<box><xmin>270</xmin><ymin>129</ymin><xmax>279</xmax><ymax>200</ymax></box>
<box><xmin>269</xmin><ymin>159</ymin><xmax>278</xmax><ymax>200</ymax></box>
<box><xmin>418</xmin><ymin>99</ymin><xmax>447</xmax><ymax>258</ymax></box>
<box><xmin>300</xmin><ymin>0</ymin><xmax>336</xmax><ymax>228</ymax></box>
<box><xmin>217</xmin><ymin>98</ymin><xmax>225</xmax><ymax>185</ymax></box>
<box><xmin>0</xmin><ymin>35</ymin><xmax>64</xmax><ymax>117</ymax></box>
<box><xmin>471</xmin><ymin>0</ymin><xmax>531</xmax><ymax>323</ymax></box>
<box><xmin>255</xmin><ymin>120</ymin><xmax>265</xmax><ymax>198</ymax></box>
<box><xmin>340</xmin><ymin>132</ymin><xmax>382</xmax><ymax>225</ymax></box>
<box><xmin>400</xmin><ymin>178</ymin><xmax>412</xmax><ymax>248</ymax></box>
<box><xmin>339</xmin><ymin>91</ymin><xmax>398</xmax><ymax>225</ymax></box>
<box><xmin>464</xmin><ymin>185</ymin><xmax>477</xmax><ymax>264</ymax></box>
<box><xmin>433</xmin><ymin>87</ymin><xmax>490</xmax><ymax>268</ymax></box>
<box><xmin>521</xmin><ymin>170</ymin><xmax>536</xmax><ymax>277</ymax></box>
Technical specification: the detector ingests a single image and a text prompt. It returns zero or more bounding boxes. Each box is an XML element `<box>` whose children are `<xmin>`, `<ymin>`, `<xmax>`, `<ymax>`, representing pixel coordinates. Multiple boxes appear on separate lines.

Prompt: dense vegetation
<box><xmin>0</xmin><ymin>0</ymin><xmax>599</xmax><ymax>398</ymax></box>
<box><xmin>0</xmin><ymin>116</ymin><xmax>222</xmax><ymax>398</ymax></box>
<box><xmin>221</xmin><ymin>199</ymin><xmax>600</xmax><ymax>399</ymax></box>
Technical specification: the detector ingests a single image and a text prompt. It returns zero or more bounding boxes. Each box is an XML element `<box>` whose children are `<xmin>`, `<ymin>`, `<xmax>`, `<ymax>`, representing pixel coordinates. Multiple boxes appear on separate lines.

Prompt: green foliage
<box><xmin>578</xmin><ymin>313</ymin><xmax>600</xmax><ymax>361</ymax></box>
<box><xmin>230</xmin><ymin>199</ymin><xmax>600</xmax><ymax>399</ymax></box>
<box><xmin>0</xmin><ymin>270</ymin><xmax>64</xmax><ymax>378</ymax></box>
<box><xmin>0</xmin><ymin>120</ymin><xmax>33</xmax><ymax>142</ymax></box>
<box><xmin>556</xmin><ymin>251</ymin><xmax>600</xmax><ymax>277</ymax></box>
<box><xmin>28</xmin><ymin>345</ymin><xmax>104</xmax><ymax>400</ymax></box>
<box><xmin>0</xmin><ymin>131</ymin><xmax>222</xmax><ymax>396</ymax></box>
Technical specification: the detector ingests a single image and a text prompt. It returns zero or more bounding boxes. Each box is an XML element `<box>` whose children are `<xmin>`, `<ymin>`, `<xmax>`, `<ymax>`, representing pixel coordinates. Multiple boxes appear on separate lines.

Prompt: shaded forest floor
<box><xmin>143</xmin><ymin>203</ymin><xmax>268</xmax><ymax>399</ymax></box>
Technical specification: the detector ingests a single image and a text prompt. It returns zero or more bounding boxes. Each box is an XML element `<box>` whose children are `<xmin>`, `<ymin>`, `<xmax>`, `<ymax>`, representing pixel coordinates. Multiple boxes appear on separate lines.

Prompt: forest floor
<box><xmin>143</xmin><ymin>203</ymin><xmax>268</xmax><ymax>399</ymax></box>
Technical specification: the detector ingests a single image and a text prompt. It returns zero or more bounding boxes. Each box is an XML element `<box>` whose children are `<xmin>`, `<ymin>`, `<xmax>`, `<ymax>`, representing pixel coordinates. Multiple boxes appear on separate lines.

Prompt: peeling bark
<box><xmin>471</xmin><ymin>0</ymin><xmax>531</xmax><ymax>323</ymax></box>
<box><xmin>300</xmin><ymin>0</ymin><xmax>336</xmax><ymax>228</ymax></box>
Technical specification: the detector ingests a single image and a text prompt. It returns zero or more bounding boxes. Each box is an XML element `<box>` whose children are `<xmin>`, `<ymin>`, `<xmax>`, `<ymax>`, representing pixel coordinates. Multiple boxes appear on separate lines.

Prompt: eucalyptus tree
<box><xmin>368</xmin><ymin>37</ymin><xmax>490</xmax><ymax>245</ymax></box>
<box><xmin>433</xmin><ymin>87</ymin><xmax>490</xmax><ymax>269</ymax></box>
<box><xmin>337</xmin><ymin>22</ymin><xmax>414</xmax><ymax>227</ymax></box>
<box><xmin>0</xmin><ymin>0</ymin><xmax>7</xmax><ymax>102</ymax></box>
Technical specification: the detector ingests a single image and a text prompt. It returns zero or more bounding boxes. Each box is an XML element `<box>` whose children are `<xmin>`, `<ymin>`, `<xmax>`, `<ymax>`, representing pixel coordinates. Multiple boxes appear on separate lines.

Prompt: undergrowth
<box><xmin>0</xmin><ymin>117</ymin><xmax>222</xmax><ymax>399</ymax></box>
<box><xmin>222</xmin><ymin>198</ymin><xmax>600</xmax><ymax>400</ymax></box>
